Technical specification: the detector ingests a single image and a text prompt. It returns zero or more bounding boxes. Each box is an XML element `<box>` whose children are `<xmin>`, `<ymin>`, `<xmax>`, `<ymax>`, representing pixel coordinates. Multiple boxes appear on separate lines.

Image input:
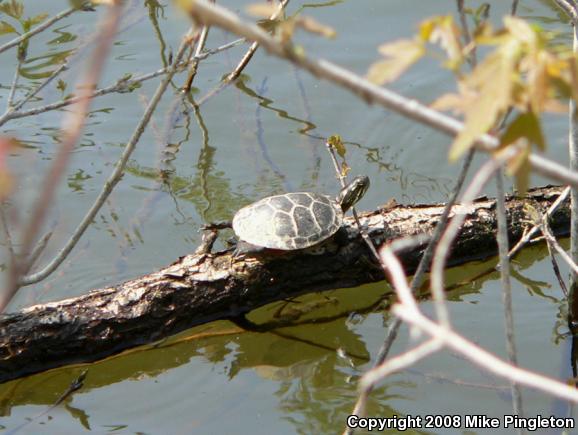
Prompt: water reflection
<box><xmin>2</xmin><ymin>0</ymin><xmax>577</xmax><ymax>433</ymax></box>
<box><xmin>0</xmin><ymin>241</ymin><xmax>568</xmax><ymax>422</ymax></box>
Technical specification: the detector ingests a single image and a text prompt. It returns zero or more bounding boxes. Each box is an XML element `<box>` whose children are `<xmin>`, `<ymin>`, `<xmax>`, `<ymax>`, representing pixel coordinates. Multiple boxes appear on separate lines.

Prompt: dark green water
<box><xmin>0</xmin><ymin>1</ymin><xmax>575</xmax><ymax>434</ymax></box>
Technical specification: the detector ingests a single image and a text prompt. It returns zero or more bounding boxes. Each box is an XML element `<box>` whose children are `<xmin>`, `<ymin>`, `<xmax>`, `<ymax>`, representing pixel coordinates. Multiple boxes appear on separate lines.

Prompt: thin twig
<box><xmin>26</xmin><ymin>231</ymin><xmax>52</xmax><ymax>270</ymax></box>
<box><xmin>325</xmin><ymin>141</ymin><xmax>380</xmax><ymax>262</ymax></box>
<box><xmin>0</xmin><ymin>6</ymin><xmax>82</xmax><ymax>55</ymax></box>
<box><xmin>185</xmin><ymin>0</ymin><xmax>578</xmax><ymax>188</ymax></box>
<box><xmin>368</xmin><ymin>147</ymin><xmax>475</xmax><ymax>396</ymax></box>
<box><xmin>380</xmin><ymin>247</ymin><xmax>578</xmax><ymax>403</ymax></box>
<box><xmin>6</xmin><ymin>57</ymin><xmax>23</xmax><ymax>109</ymax></box>
<box><xmin>0</xmin><ymin>38</ymin><xmax>244</xmax><ymax>127</ymax></box>
<box><xmin>183</xmin><ymin>23</ymin><xmax>211</xmax><ymax>92</ymax></box>
<box><xmin>456</xmin><ymin>0</ymin><xmax>476</xmax><ymax>67</ymax></box>
<box><xmin>511</xmin><ymin>0</ymin><xmax>520</xmax><ymax>16</ymax></box>
<box><xmin>361</xmin><ymin>0</ymin><xmax>480</xmax><ymax>409</ymax></box>
<box><xmin>348</xmin><ymin>339</ymin><xmax>442</xmax><ymax>426</ymax></box>
<box><xmin>19</xmin><ymin>30</ymin><xmax>198</xmax><ymax>287</ymax></box>
<box><xmin>6</xmin><ymin>370</ymin><xmax>88</xmax><ymax>435</ymax></box>
<box><xmin>350</xmin><ymin>237</ymin><xmax>578</xmax><ymax>425</ymax></box>
<box><xmin>226</xmin><ymin>0</ymin><xmax>291</xmax><ymax>82</ymax></box>
<box><xmin>543</xmin><ymin>226</ymin><xmax>570</xmax><ymax>297</ymax></box>
<box><xmin>430</xmin><ymin>148</ymin><xmax>518</xmax><ymax>328</ymax></box>
<box><xmin>553</xmin><ymin>0</ymin><xmax>578</xmax><ymax>23</ymax></box>
<box><xmin>1</xmin><ymin>3</ymin><xmax>125</xmax><ymax>310</ymax></box>
<box><xmin>508</xmin><ymin>186</ymin><xmax>570</xmax><ymax>259</ymax></box>
<box><xmin>359</xmin><ymin>335</ymin><xmax>440</xmax><ymax>396</ymax></box>
<box><xmin>495</xmin><ymin>169</ymin><xmax>524</xmax><ymax>420</ymax></box>
<box><xmin>393</xmin><ymin>301</ymin><xmax>578</xmax><ymax>402</ymax></box>
<box><xmin>8</xmin><ymin>62</ymin><xmax>68</xmax><ymax>115</ymax></box>
<box><xmin>542</xmin><ymin>215</ymin><xmax>578</xmax><ymax>277</ymax></box>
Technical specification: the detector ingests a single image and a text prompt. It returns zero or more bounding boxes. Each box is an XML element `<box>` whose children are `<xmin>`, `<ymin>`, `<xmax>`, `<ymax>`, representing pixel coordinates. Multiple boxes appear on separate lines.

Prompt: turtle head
<box><xmin>337</xmin><ymin>175</ymin><xmax>370</xmax><ymax>212</ymax></box>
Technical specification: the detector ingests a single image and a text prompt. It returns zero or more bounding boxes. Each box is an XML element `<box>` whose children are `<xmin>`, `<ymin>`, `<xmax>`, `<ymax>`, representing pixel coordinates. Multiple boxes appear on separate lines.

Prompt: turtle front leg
<box><xmin>194</xmin><ymin>228</ymin><xmax>219</xmax><ymax>255</ymax></box>
<box><xmin>201</xmin><ymin>221</ymin><xmax>232</xmax><ymax>231</ymax></box>
<box><xmin>232</xmin><ymin>240</ymin><xmax>267</xmax><ymax>258</ymax></box>
<box><xmin>195</xmin><ymin>221</ymin><xmax>233</xmax><ymax>255</ymax></box>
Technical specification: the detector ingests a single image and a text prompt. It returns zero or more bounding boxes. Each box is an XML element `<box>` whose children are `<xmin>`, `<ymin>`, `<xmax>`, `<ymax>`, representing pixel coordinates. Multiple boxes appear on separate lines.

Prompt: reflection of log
<box><xmin>0</xmin><ymin>185</ymin><xmax>570</xmax><ymax>383</ymax></box>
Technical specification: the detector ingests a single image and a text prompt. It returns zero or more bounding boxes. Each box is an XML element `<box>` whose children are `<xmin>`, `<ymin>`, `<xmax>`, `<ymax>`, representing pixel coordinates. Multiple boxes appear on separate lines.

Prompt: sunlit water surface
<box><xmin>0</xmin><ymin>1</ymin><xmax>575</xmax><ymax>434</ymax></box>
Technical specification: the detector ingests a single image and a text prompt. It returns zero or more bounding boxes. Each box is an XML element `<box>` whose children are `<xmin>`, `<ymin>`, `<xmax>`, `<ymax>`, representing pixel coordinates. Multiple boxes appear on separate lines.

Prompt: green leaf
<box><xmin>500</xmin><ymin>111</ymin><xmax>545</xmax><ymax>151</ymax></box>
<box><xmin>22</xmin><ymin>13</ymin><xmax>48</xmax><ymax>32</ymax></box>
<box><xmin>505</xmin><ymin>143</ymin><xmax>531</xmax><ymax>195</ymax></box>
<box><xmin>56</xmin><ymin>79</ymin><xmax>67</xmax><ymax>93</ymax></box>
<box><xmin>69</xmin><ymin>0</ymin><xmax>89</xmax><ymax>10</ymax></box>
<box><xmin>327</xmin><ymin>135</ymin><xmax>346</xmax><ymax>158</ymax></box>
<box><xmin>0</xmin><ymin>0</ymin><xmax>23</xmax><ymax>20</ymax></box>
<box><xmin>0</xmin><ymin>20</ymin><xmax>18</xmax><ymax>35</ymax></box>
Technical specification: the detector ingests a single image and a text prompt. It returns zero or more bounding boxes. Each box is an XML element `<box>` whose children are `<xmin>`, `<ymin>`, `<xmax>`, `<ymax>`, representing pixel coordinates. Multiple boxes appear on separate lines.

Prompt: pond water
<box><xmin>0</xmin><ymin>0</ymin><xmax>576</xmax><ymax>434</ymax></box>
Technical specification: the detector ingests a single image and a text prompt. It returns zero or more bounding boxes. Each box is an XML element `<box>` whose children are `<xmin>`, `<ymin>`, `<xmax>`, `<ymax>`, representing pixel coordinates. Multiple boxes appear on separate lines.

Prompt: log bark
<box><xmin>0</xmin><ymin>185</ymin><xmax>570</xmax><ymax>383</ymax></box>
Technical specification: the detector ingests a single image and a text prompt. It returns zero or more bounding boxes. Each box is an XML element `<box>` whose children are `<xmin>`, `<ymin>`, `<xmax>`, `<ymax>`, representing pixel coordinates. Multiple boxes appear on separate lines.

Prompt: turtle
<box><xmin>232</xmin><ymin>175</ymin><xmax>370</xmax><ymax>255</ymax></box>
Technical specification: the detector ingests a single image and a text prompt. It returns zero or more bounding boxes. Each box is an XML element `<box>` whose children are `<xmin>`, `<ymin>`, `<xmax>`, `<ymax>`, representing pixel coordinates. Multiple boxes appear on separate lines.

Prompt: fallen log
<box><xmin>0</xmin><ymin>185</ymin><xmax>570</xmax><ymax>383</ymax></box>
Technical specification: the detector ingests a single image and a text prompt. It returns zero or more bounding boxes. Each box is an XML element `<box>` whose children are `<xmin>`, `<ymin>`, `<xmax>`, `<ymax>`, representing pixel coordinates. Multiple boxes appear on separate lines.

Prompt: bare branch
<box><xmin>8</xmin><ymin>62</ymin><xmax>68</xmax><ymax>115</ymax></box>
<box><xmin>350</xmin><ymin>338</ymin><xmax>442</xmax><ymax>424</ymax></box>
<box><xmin>569</xmin><ymin>13</ymin><xmax>578</xmax><ymax>308</ymax></box>
<box><xmin>553</xmin><ymin>0</ymin><xmax>578</xmax><ymax>23</ymax></box>
<box><xmin>543</xmin><ymin>226</ymin><xmax>570</xmax><ymax>297</ymax></box>
<box><xmin>542</xmin><ymin>215</ymin><xmax>578</xmax><ymax>277</ymax></box>
<box><xmin>324</xmin><ymin>140</ymin><xmax>381</xmax><ymax>262</ymax></box>
<box><xmin>19</xmin><ymin>29</ymin><xmax>198</xmax><ymax>287</ymax></box>
<box><xmin>183</xmin><ymin>23</ymin><xmax>211</xmax><ymax>92</ymax></box>
<box><xmin>0</xmin><ymin>38</ymin><xmax>243</xmax><ymax>127</ymax></box>
<box><xmin>6</xmin><ymin>57</ymin><xmax>23</xmax><ymax>110</ymax></box>
<box><xmin>430</xmin><ymin>149</ymin><xmax>517</xmax><ymax>327</ymax></box>
<box><xmin>508</xmin><ymin>186</ymin><xmax>570</xmax><ymax>259</ymax></box>
<box><xmin>0</xmin><ymin>6</ymin><xmax>81</xmax><ymax>55</ymax></box>
<box><xmin>394</xmin><ymin>302</ymin><xmax>578</xmax><ymax>402</ymax></box>
<box><xmin>1</xmin><ymin>3</ymin><xmax>125</xmax><ymax>311</ymax></box>
<box><xmin>185</xmin><ymin>0</ymin><xmax>578</xmax><ymax>187</ymax></box>
<box><xmin>456</xmin><ymin>0</ymin><xmax>476</xmax><ymax>67</ymax></box>
<box><xmin>511</xmin><ymin>0</ymin><xmax>520</xmax><ymax>15</ymax></box>
<box><xmin>495</xmin><ymin>170</ymin><xmax>524</xmax><ymax>418</ymax></box>
<box><xmin>226</xmin><ymin>0</ymin><xmax>291</xmax><ymax>82</ymax></box>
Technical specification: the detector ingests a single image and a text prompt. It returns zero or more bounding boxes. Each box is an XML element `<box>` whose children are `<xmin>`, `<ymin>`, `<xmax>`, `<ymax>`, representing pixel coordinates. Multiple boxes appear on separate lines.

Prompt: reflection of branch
<box><xmin>145</xmin><ymin>0</ymin><xmax>171</xmax><ymax>68</ymax></box>
<box><xmin>18</xmin><ymin>30</ymin><xmax>198</xmax><ymax>288</ymax></box>
<box><xmin>2</xmin><ymin>3</ymin><xmax>125</xmax><ymax>312</ymax></box>
<box><xmin>185</xmin><ymin>0</ymin><xmax>578</xmax><ymax>187</ymax></box>
<box><xmin>190</xmin><ymin>98</ymin><xmax>214</xmax><ymax>220</ymax></box>
<box><xmin>0</xmin><ymin>6</ymin><xmax>82</xmax><ymax>55</ymax></box>
<box><xmin>6</xmin><ymin>370</ymin><xmax>88</xmax><ymax>434</ymax></box>
<box><xmin>184</xmin><ymin>21</ymin><xmax>211</xmax><ymax>91</ymax></box>
<box><xmin>0</xmin><ymin>39</ymin><xmax>244</xmax><ymax>127</ymax></box>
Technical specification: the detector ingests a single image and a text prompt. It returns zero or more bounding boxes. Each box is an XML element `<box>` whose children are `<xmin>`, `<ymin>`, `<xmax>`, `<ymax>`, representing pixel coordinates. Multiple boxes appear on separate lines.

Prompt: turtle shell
<box><xmin>232</xmin><ymin>192</ymin><xmax>343</xmax><ymax>250</ymax></box>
